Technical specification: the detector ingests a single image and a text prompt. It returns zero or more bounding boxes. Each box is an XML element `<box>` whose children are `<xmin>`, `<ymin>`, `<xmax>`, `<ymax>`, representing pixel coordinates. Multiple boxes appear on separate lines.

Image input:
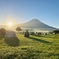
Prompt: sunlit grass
<box><xmin>0</xmin><ymin>34</ymin><xmax>59</xmax><ymax>59</ymax></box>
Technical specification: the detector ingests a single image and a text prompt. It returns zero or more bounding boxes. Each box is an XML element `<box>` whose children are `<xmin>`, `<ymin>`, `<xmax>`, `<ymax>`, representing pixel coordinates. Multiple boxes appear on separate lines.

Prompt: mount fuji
<box><xmin>19</xmin><ymin>19</ymin><xmax>57</xmax><ymax>31</ymax></box>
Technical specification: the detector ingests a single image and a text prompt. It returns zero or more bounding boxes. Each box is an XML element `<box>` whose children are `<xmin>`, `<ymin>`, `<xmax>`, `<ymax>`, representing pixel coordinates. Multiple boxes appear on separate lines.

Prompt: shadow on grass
<box><xmin>29</xmin><ymin>37</ymin><xmax>52</xmax><ymax>44</ymax></box>
<box><xmin>32</xmin><ymin>35</ymin><xmax>43</xmax><ymax>37</ymax></box>
<box><xmin>33</xmin><ymin>35</ymin><xmax>54</xmax><ymax>38</ymax></box>
<box><xmin>5</xmin><ymin>37</ymin><xmax>20</xmax><ymax>46</ymax></box>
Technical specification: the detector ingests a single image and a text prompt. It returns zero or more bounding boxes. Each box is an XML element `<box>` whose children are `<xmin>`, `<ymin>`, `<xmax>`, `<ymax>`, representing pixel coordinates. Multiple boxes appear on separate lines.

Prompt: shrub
<box><xmin>53</xmin><ymin>30</ymin><xmax>59</xmax><ymax>34</ymax></box>
<box><xmin>37</xmin><ymin>32</ymin><xmax>42</xmax><ymax>36</ymax></box>
<box><xmin>30</xmin><ymin>32</ymin><xmax>35</xmax><ymax>35</ymax></box>
<box><xmin>24</xmin><ymin>30</ymin><xmax>29</xmax><ymax>37</ymax></box>
<box><xmin>0</xmin><ymin>28</ymin><xmax>6</xmax><ymax>37</ymax></box>
<box><xmin>5</xmin><ymin>37</ymin><xmax>19</xmax><ymax>46</ymax></box>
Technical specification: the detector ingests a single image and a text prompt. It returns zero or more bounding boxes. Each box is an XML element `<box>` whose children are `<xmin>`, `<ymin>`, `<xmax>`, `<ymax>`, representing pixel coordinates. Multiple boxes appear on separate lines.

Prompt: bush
<box><xmin>0</xmin><ymin>28</ymin><xmax>6</xmax><ymax>37</ymax></box>
<box><xmin>30</xmin><ymin>32</ymin><xmax>35</xmax><ymax>35</ymax></box>
<box><xmin>37</xmin><ymin>32</ymin><xmax>42</xmax><ymax>36</ymax></box>
<box><xmin>53</xmin><ymin>30</ymin><xmax>59</xmax><ymax>34</ymax></box>
<box><xmin>5</xmin><ymin>37</ymin><xmax>19</xmax><ymax>46</ymax></box>
<box><xmin>24</xmin><ymin>30</ymin><xmax>29</xmax><ymax>37</ymax></box>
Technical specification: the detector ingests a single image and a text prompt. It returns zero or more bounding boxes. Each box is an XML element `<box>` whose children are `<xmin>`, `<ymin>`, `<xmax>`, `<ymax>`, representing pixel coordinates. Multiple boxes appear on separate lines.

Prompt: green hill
<box><xmin>0</xmin><ymin>34</ymin><xmax>59</xmax><ymax>59</ymax></box>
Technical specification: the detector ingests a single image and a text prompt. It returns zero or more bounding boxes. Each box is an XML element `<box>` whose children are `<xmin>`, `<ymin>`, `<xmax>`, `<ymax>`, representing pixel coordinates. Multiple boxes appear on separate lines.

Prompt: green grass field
<box><xmin>0</xmin><ymin>34</ymin><xmax>59</xmax><ymax>59</ymax></box>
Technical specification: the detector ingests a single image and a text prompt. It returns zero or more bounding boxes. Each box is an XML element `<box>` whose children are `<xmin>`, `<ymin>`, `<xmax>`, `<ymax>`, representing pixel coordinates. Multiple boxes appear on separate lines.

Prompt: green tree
<box><xmin>16</xmin><ymin>27</ymin><xmax>22</xmax><ymax>33</ymax></box>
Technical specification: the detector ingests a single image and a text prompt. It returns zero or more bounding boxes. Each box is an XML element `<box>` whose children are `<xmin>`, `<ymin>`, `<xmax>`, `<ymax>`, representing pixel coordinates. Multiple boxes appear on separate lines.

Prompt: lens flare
<box><xmin>7</xmin><ymin>22</ymin><xmax>13</xmax><ymax>26</ymax></box>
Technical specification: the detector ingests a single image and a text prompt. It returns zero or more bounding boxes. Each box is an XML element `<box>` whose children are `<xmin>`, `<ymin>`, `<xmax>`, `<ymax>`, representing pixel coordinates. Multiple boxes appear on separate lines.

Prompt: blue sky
<box><xmin>0</xmin><ymin>0</ymin><xmax>59</xmax><ymax>28</ymax></box>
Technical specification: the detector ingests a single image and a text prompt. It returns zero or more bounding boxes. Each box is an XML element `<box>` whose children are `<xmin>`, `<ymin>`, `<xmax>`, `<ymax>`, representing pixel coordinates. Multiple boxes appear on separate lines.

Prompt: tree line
<box><xmin>0</xmin><ymin>27</ymin><xmax>59</xmax><ymax>38</ymax></box>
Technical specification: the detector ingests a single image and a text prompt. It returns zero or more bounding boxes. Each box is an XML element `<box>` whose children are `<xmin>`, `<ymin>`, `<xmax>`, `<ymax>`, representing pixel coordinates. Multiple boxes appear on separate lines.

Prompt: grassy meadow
<box><xmin>0</xmin><ymin>33</ymin><xmax>59</xmax><ymax>59</ymax></box>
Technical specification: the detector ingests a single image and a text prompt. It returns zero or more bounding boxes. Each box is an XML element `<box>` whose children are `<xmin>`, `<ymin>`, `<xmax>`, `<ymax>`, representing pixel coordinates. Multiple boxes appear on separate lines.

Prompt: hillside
<box><xmin>0</xmin><ymin>34</ymin><xmax>59</xmax><ymax>59</ymax></box>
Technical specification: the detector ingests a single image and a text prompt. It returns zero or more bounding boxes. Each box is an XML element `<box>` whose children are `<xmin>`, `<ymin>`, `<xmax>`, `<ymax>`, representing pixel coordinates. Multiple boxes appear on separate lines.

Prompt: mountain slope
<box><xmin>20</xmin><ymin>19</ymin><xmax>57</xmax><ymax>30</ymax></box>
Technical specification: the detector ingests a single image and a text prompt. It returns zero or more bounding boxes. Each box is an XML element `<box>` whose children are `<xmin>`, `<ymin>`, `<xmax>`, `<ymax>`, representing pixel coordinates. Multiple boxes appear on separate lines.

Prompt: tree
<box><xmin>0</xmin><ymin>28</ymin><xmax>6</xmax><ymax>37</ymax></box>
<box><xmin>53</xmin><ymin>30</ymin><xmax>59</xmax><ymax>34</ymax></box>
<box><xmin>16</xmin><ymin>27</ymin><xmax>22</xmax><ymax>33</ymax></box>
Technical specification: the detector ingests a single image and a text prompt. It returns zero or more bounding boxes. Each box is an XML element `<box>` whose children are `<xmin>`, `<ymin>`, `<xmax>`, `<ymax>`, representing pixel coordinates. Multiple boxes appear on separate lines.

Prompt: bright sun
<box><xmin>7</xmin><ymin>22</ymin><xmax>13</xmax><ymax>26</ymax></box>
